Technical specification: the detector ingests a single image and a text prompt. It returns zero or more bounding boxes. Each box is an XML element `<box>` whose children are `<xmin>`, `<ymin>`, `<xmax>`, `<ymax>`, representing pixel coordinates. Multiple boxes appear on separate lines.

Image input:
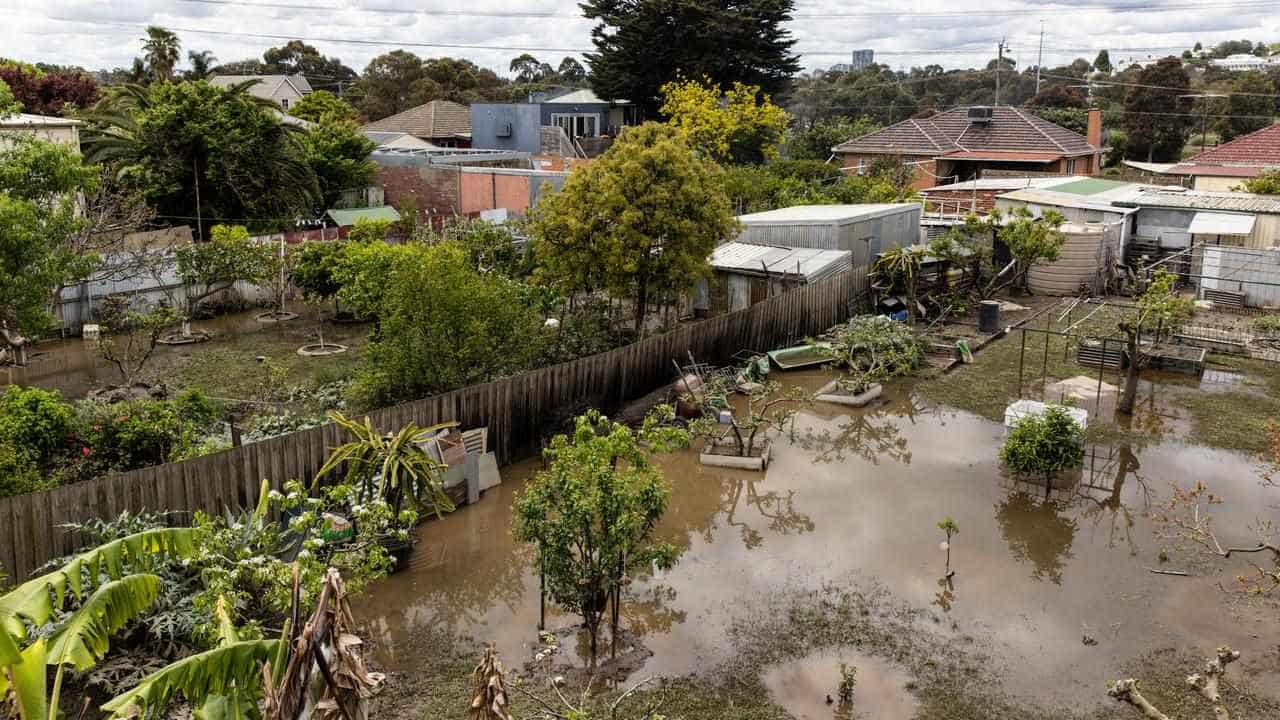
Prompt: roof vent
<box><xmin>967</xmin><ymin>106</ymin><xmax>994</xmax><ymax>124</ymax></box>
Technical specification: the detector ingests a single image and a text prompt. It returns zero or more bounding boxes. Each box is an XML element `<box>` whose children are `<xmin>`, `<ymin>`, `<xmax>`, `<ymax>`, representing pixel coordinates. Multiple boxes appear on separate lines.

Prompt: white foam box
<box><xmin>1003</xmin><ymin>399</ymin><xmax>1088</xmax><ymax>432</ymax></box>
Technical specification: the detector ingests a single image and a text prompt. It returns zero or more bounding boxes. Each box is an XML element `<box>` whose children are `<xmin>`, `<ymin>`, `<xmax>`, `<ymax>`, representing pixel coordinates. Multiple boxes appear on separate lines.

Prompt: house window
<box><xmin>280</xmin><ymin>97</ymin><xmax>290</xmax><ymax>110</ymax></box>
<box><xmin>551</xmin><ymin>113</ymin><xmax>598</xmax><ymax>140</ymax></box>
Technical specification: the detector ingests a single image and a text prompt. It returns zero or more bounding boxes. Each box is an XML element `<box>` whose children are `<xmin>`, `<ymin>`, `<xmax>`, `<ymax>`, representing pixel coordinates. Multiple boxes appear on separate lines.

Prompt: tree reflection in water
<box><xmin>1072</xmin><ymin>444</ymin><xmax>1151</xmax><ymax>556</ymax></box>
<box><xmin>722</xmin><ymin>473</ymin><xmax>815</xmax><ymax>550</ymax></box>
<box><xmin>796</xmin><ymin>396</ymin><xmax>930</xmax><ymax>466</ymax></box>
<box><xmin>994</xmin><ymin>490</ymin><xmax>1078</xmax><ymax>585</ymax></box>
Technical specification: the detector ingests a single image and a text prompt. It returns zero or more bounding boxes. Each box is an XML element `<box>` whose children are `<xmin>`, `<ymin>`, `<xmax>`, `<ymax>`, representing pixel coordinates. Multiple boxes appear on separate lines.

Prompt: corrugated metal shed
<box><xmin>736</xmin><ymin>203</ymin><xmax>918</xmax><ymax>225</ymax></box>
<box><xmin>1187</xmin><ymin>212</ymin><xmax>1256</xmax><ymax>235</ymax></box>
<box><xmin>1112</xmin><ymin>189</ymin><xmax>1280</xmax><ymax>214</ymax></box>
<box><xmin>710</xmin><ymin>242</ymin><xmax>851</xmax><ymax>282</ymax></box>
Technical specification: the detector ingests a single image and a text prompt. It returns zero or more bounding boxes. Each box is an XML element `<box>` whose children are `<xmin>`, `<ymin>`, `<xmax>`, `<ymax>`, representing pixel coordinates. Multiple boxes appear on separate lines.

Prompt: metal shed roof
<box><xmin>736</xmin><ymin>203</ymin><xmax>918</xmax><ymax>226</ymax></box>
<box><xmin>326</xmin><ymin>205</ymin><xmax>401</xmax><ymax>227</ymax></box>
<box><xmin>1187</xmin><ymin>212</ymin><xmax>1256</xmax><ymax>235</ymax></box>
<box><xmin>710</xmin><ymin>242</ymin><xmax>851</xmax><ymax>281</ymax></box>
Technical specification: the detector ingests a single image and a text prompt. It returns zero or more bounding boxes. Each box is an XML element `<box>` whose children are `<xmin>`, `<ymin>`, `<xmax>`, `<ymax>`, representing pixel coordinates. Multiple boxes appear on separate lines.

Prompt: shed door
<box><xmin>750</xmin><ymin>278</ymin><xmax>770</xmax><ymax>305</ymax></box>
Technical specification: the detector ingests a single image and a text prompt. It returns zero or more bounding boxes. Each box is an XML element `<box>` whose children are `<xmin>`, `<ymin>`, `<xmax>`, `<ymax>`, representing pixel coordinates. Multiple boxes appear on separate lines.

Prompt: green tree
<box><xmin>298</xmin><ymin>119</ymin><xmax>377</xmax><ymax>211</ymax></box>
<box><xmin>531</xmin><ymin>123</ymin><xmax>736</xmax><ymax>332</ymax></box>
<box><xmin>1093</xmin><ymin>49</ymin><xmax>1112</xmax><ymax>74</ymax></box>
<box><xmin>512</xmin><ymin>407</ymin><xmax>689</xmax><ymax>659</ymax></box>
<box><xmin>660</xmin><ymin>76</ymin><xmax>791</xmax><ymax>163</ymax></box>
<box><xmin>557</xmin><ymin>57</ymin><xmax>587</xmax><ymax>85</ymax></box>
<box><xmin>1117</xmin><ymin>269</ymin><xmax>1194</xmax><ymax>413</ymax></box>
<box><xmin>508</xmin><ymin>53</ymin><xmax>545</xmax><ymax>84</ymax></box>
<box><xmin>421</xmin><ymin>57</ymin><xmax>505</xmax><ymax>103</ymax></box>
<box><xmin>140</xmin><ymin>26</ymin><xmax>181</xmax><ymax>82</ymax></box>
<box><xmin>1243</xmin><ymin>168</ymin><xmax>1280</xmax><ymax>194</ymax></box>
<box><xmin>356</xmin><ymin>50</ymin><xmax>437</xmax><ymax>121</ymax></box>
<box><xmin>82</xmin><ymin>81</ymin><xmax>320</xmax><ymax>236</ymax></box>
<box><xmin>0</xmin><ymin>78</ymin><xmax>21</xmax><ymax>115</ymax></box>
<box><xmin>1000</xmin><ymin>207</ymin><xmax>1067</xmax><ymax>291</ymax></box>
<box><xmin>349</xmin><ymin>242</ymin><xmax>547</xmax><ymax>406</ymax></box>
<box><xmin>1122</xmin><ymin>57</ymin><xmax>1193</xmax><ymax>161</ymax></box>
<box><xmin>289</xmin><ymin>89</ymin><xmax>358</xmax><ymax>124</ymax></box>
<box><xmin>0</xmin><ymin>385</ymin><xmax>73</xmax><ymax>495</ymax></box>
<box><xmin>788</xmin><ymin>117</ymin><xmax>878</xmax><ymax>161</ymax></box>
<box><xmin>261</xmin><ymin>40</ymin><xmax>357</xmax><ymax>89</ymax></box>
<box><xmin>291</xmin><ymin>239</ymin><xmax>347</xmax><ymax>311</ymax></box>
<box><xmin>1215</xmin><ymin>71</ymin><xmax>1275</xmax><ymax>142</ymax></box>
<box><xmin>0</xmin><ymin>136</ymin><xmax>100</xmax><ymax>337</ymax></box>
<box><xmin>174</xmin><ymin>225</ymin><xmax>274</xmax><ymax>316</ymax></box>
<box><xmin>183</xmin><ymin>50</ymin><xmax>217</xmax><ymax>80</ymax></box>
<box><xmin>582</xmin><ymin>0</ymin><xmax>801</xmax><ymax>113</ymax></box>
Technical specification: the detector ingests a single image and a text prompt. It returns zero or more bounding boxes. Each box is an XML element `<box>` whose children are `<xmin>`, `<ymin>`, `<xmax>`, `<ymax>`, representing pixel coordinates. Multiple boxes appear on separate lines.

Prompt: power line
<box><xmin>1040</xmin><ymin>72</ymin><xmax>1280</xmax><ymax>98</ymax></box>
<box><xmin>173</xmin><ymin>0</ymin><xmax>1280</xmax><ymax>20</ymax></box>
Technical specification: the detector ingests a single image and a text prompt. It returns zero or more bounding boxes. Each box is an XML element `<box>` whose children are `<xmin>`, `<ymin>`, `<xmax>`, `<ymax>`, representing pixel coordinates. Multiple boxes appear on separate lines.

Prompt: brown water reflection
<box><xmin>761</xmin><ymin>648</ymin><xmax>919</xmax><ymax>720</ymax></box>
<box><xmin>360</xmin><ymin>373</ymin><xmax>1280</xmax><ymax>710</ymax></box>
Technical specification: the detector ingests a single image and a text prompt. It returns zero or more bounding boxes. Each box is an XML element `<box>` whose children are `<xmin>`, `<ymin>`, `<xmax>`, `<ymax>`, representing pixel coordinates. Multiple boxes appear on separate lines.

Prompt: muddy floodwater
<box><xmin>360</xmin><ymin>371</ymin><xmax>1280</xmax><ymax>715</ymax></box>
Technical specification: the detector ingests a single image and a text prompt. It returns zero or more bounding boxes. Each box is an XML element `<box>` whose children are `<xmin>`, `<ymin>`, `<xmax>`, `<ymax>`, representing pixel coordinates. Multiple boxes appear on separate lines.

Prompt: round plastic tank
<box><xmin>1027</xmin><ymin>222</ymin><xmax>1107</xmax><ymax>296</ymax></box>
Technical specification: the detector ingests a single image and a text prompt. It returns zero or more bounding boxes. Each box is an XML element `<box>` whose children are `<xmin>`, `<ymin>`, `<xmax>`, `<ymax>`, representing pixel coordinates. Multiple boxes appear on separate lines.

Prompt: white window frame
<box><xmin>551</xmin><ymin>113</ymin><xmax>598</xmax><ymax>140</ymax></box>
<box><xmin>280</xmin><ymin>97</ymin><xmax>290</xmax><ymax>110</ymax></box>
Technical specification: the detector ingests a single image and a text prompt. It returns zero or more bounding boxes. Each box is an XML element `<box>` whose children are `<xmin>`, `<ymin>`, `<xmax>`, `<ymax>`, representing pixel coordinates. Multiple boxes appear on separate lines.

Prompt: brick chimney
<box><xmin>1087</xmin><ymin>108</ymin><xmax>1103</xmax><ymax>149</ymax></box>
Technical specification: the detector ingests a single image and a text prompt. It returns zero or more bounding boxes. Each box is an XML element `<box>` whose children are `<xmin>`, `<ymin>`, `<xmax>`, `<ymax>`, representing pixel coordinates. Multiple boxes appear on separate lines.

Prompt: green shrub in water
<box><xmin>999</xmin><ymin>405</ymin><xmax>1085</xmax><ymax>481</ymax></box>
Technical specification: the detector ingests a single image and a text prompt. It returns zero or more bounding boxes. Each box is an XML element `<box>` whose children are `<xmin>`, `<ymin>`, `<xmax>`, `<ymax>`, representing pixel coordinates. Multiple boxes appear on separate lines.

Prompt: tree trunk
<box><xmin>1119</xmin><ymin>328</ymin><xmax>1140</xmax><ymax>414</ymax></box>
<box><xmin>634</xmin><ymin>282</ymin><xmax>649</xmax><ymax>335</ymax></box>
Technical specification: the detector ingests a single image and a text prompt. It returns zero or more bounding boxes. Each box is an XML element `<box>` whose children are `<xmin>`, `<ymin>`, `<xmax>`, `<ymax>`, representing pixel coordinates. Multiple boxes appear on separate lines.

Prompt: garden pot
<box><xmin>815</xmin><ymin>381</ymin><xmax>883</xmax><ymax>408</ymax></box>
<box><xmin>698</xmin><ymin>438</ymin><xmax>771</xmax><ymax>471</ymax></box>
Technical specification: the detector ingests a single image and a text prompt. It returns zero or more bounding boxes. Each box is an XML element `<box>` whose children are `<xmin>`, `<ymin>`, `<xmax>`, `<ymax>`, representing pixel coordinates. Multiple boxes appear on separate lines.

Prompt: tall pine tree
<box><xmin>582</xmin><ymin>0</ymin><xmax>800</xmax><ymax>114</ymax></box>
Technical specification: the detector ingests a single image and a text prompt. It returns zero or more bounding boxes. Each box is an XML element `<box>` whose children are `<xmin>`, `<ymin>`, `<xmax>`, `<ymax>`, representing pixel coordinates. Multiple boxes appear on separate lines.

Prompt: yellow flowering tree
<box><xmin>659</xmin><ymin>76</ymin><xmax>789</xmax><ymax>164</ymax></box>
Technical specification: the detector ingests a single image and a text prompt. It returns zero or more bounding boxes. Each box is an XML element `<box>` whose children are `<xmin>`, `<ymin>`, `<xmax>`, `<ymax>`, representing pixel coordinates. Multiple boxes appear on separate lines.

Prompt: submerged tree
<box><xmin>1000</xmin><ymin>405</ymin><xmax>1085</xmax><ymax>484</ymax></box>
<box><xmin>512</xmin><ymin>406</ymin><xmax>689</xmax><ymax>660</ymax></box>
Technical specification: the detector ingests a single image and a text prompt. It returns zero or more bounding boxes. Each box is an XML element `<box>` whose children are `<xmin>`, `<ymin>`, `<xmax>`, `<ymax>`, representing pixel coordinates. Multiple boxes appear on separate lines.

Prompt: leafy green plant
<box><xmin>687</xmin><ymin>378</ymin><xmax>812</xmax><ymax>457</ymax></box>
<box><xmin>173</xmin><ymin>225</ymin><xmax>274</xmax><ymax>317</ymax></box>
<box><xmin>1118</xmin><ymin>269</ymin><xmax>1194</xmax><ymax>413</ymax></box>
<box><xmin>872</xmin><ymin>246</ymin><xmax>928</xmax><ymax>323</ymax></box>
<box><xmin>820</xmin><ymin>315</ymin><xmax>925</xmax><ymax>393</ymax></box>
<box><xmin>0</xmin><ymin>528</ymin><xmax>195</xmax><ymax>719</ymax></box>
<box><xmin>97</xmin><ymin>305</ymin><xmax>179</xmax><ymax>385</ymax></box>
<box><xmin>999</xmin><ymin>406</ymin><xmax>1085</xmax><ymax>482</ymax></box>
<box><xmin>512</xmin><ymin>407</ymin><xmax>689</xmax><ymax>659</ymax></box>
<box><xmin>0</xmin><ymin>385</ymin><xmax>73</xmax><ymax>467</ymax></box>
<box><xmin>837</xmin><ymin>662</ymin><xmax>857</xmax><ymax>704</ymax></box>
<box><xmin>315</xmin><ymin>411</ymin><xmax>458</xmax><ymax>520</ymax></box>
<box><xmin>1249</xmin><ymin>313</ymin><xmax>1280</xmax><ymax>336</ymax></box>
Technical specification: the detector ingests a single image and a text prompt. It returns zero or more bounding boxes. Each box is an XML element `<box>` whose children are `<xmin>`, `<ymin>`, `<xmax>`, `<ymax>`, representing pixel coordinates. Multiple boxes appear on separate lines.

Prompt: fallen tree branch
<box><xmin>1144</xmin><ymin>567</ymin><xmax>1189</xmax><ymax>577</ymax></box>
<box><xmin>1109</xmin><ymin>646</ymin><xmax>1241</xmax><ymax>720</ymax></box>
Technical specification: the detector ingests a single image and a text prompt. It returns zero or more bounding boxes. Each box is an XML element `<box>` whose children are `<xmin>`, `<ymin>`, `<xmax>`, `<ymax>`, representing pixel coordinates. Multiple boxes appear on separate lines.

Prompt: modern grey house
<box><xmin>470</xmin><ymin>89</ymin><xmax>639</xmax><ymax>156</ymax></box>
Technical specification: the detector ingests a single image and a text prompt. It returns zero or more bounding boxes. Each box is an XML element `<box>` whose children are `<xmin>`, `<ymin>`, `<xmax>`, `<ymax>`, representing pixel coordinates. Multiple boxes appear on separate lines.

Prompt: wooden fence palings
<box><xmin>0</xmin><ymin>272</ymin><xmax>863</xmax><ymax>580</ymax></box>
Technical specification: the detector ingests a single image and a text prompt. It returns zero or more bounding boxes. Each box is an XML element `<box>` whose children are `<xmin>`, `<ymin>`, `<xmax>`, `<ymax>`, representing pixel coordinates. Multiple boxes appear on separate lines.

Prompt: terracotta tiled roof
<box><xmin>833</xmin><ymin>106</ymin><xmax>1099</xmax><ymax>158</ymax></box>
<box><xmin>1183</xmin><ymin>124</ymin><xmax>1280</xmax><ymax>167</ymax></box>
<box><xmin>361</xmin><ymin>100</ymin><xmax>472</xmax><ymax>139</ymax></box>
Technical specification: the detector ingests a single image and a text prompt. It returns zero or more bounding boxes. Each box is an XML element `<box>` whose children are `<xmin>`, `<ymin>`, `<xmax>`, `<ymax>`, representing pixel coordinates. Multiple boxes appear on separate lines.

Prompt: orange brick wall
<box><xmin>840</xmin><ymin>153</ymin><xmax>937</xmax><ymax>190</ymax></box>
<box><xmin>460</xmin><ymin>172</ymin><xmax>532</xmax><ymax>215</ymax></box>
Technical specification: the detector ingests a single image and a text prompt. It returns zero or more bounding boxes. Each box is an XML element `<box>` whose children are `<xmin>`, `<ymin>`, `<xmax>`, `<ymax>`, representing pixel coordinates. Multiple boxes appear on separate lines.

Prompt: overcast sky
<box><xmin>5</xmin><ymin>0</ymin><xmax>1278</xmax><ymax>79</ymax></box>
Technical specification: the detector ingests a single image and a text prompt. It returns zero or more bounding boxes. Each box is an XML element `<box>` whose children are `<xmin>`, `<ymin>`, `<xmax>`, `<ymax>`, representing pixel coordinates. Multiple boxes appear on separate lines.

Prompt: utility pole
<box><xmin>1035</xmin><ymin>22</ymin><xmax>1045</xmax><ymax>95</ymax></box>
<box><xmin>996</xmin><ymin>38</ymin><xmax>1007</xmax><ymax>105</ymax></box>
<box><xmin>1179</xmin><ymin>92</ymin><xmax>1227</xmax><ymax>154</ymax></box>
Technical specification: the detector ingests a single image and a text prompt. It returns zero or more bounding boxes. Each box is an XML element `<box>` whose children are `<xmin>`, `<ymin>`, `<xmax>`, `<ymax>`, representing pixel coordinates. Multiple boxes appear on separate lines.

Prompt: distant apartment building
<box><xmin>851</xmin><ymin>49</ymin><xmax>874</xmax><ymax>70</ymax></box>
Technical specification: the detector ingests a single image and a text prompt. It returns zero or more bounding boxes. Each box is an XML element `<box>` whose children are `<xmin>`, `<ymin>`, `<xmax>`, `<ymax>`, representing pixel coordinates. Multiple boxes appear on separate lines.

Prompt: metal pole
<box><xmin>1042</xmin><ymin>312</ymin><xmax>1051</xmax><ymax>387</ymax></box>
<box><xmin>1017</xmin><ymin>327</ymin><xmax>1027</xmax><ymax>397</ymax></box>
<box><xmin>1035</xmin><ymin>22</ymin><xmax>1044</xmax><ymax>95</ymax></box>
<box><xmin>1063</xmin><ymin>305</ymin><xmax>1072</xmax><ymax>361</ymax></box>
<box><xmin>539</xmin><ymin>558</ymin><xmax>546</xmax><ymax>631</ymax></box>
<box><xmin>996</xmin><ymin>40</ymin><xmax>1005</xmax><ymax>105</ymax></box>
<box><xmin>1096</xmin><ymin>337</ymin><xmax>1105</xmax><ymax>409</ymax></box>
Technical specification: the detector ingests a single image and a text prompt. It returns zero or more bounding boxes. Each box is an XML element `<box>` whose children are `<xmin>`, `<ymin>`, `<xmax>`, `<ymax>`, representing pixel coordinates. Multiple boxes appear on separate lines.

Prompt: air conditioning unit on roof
<box><xmin>967</xmin><ymin>106</ymin><xmax>994</xmax><ymax>123</ymax></box>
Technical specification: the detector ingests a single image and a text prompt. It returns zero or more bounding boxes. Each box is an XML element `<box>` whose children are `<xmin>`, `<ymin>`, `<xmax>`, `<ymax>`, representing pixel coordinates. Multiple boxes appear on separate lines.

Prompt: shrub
<box><xmin>0</xmin><ymin>442</ymin><xmax>47</xmax><ymax>497</ymax></box>
<box><xmin>820</xmin><ymin>315</ymin><xmax>925</xmax><ymax>392</ymax></box>
<box><xmin>1249</xmin><ymin>313</ymin><xmax>1280</xmax><ymax>336</ymax></box>
<box><xmin>76</xmin><ymin>393</ymin><xmax>219</xmax><ymax>473</ymax></box>
<box><xmin>999</xmin><ymin>405</ymin><xmax>1085</xmax><ymax>481</ymax></box>
<box><xmin>0</xmin><ymin>385</ymin><xmax>74</xmax><ymax>464</ymax></box>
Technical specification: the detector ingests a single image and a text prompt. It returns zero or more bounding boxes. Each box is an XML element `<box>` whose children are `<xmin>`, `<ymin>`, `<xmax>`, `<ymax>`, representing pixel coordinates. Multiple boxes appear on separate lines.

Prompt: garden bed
<box><xmin>698</xmin><ymin>436</ymin><xmax>771</xmax><ymax>470</ymax></box>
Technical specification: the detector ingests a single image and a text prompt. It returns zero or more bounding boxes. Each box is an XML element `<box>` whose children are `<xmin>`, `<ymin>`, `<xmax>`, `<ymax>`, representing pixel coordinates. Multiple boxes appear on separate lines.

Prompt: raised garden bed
<box><xmin>1148</xmin><ymin>344</ymin><xmax>1206</xmax><ymax>377</ymax></box>
<box><xmin>815</xmin><ymin>379</ymin><xmax>883</xmax><ymax>407</ymax></box>
<box><xmin>699</xmin><ymin>437</ymin><xmax>771</xmax><ymax>471</ymax></box>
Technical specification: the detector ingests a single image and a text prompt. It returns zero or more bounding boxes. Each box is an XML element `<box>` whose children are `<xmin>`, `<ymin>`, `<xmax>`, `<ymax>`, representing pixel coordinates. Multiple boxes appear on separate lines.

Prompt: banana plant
<box><xmin>0</xmin><ymin>528</ymin><xmax>195</xmax><ymax>720</ymax></box>
<box><xmin>101</xmin><ymin>596</ymin><xmax>285</xmax><ymax>720</ymax></box>
<box><xmin>316</xmin><ymin>411</ymin><xmax>459</xmax><ymax>520</ymax></box>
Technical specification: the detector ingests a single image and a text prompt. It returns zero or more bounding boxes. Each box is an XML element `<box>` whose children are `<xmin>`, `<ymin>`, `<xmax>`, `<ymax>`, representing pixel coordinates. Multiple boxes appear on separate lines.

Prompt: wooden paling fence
<box><xmin>0</xmin><ymin>273</ymin><xmax>861</xmax><ymax>580</ymax></box>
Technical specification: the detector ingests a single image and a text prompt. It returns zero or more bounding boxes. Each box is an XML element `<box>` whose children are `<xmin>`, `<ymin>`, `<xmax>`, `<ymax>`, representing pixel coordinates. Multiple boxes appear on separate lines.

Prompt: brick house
<box><xmin>1142</xmin><ymin>124</ymin><xmax>1280</xmax><ymax>192</ymax></box>
<box><xmin>360</xmin><ymin>100</ymin><xmax>473</xmax><ymax>148</ymax></box>
<box><xmin>832</xmin><ymin>106</ymin><xmax>1104</xmax><ymax>190</ymax></box>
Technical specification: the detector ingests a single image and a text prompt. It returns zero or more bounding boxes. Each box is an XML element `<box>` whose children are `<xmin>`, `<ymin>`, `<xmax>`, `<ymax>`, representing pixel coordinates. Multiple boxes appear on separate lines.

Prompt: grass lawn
<box><xmin>919</xmin><ymin>300</ymin><xmax>1280</xmax><ymax>454</ymax></box>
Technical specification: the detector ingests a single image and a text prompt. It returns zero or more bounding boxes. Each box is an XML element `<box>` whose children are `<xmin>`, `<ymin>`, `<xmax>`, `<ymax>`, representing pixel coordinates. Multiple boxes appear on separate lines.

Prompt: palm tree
<box><xmin>185</xmin><ymin>49</ymin><xmax>217</xmax><ymax>80</ymax></box>
<box><xmin>141</xmin><ymin>26</ymin><xmax>181</xmax><ymax>81</ymax></box>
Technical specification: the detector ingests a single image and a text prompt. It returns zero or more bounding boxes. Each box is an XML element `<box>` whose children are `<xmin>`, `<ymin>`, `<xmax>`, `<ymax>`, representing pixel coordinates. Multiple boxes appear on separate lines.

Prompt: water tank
<box><xmin>1027</xmin><ymin>223</ymin><xmax>1107</xmax><ymax>296</ymax></box>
